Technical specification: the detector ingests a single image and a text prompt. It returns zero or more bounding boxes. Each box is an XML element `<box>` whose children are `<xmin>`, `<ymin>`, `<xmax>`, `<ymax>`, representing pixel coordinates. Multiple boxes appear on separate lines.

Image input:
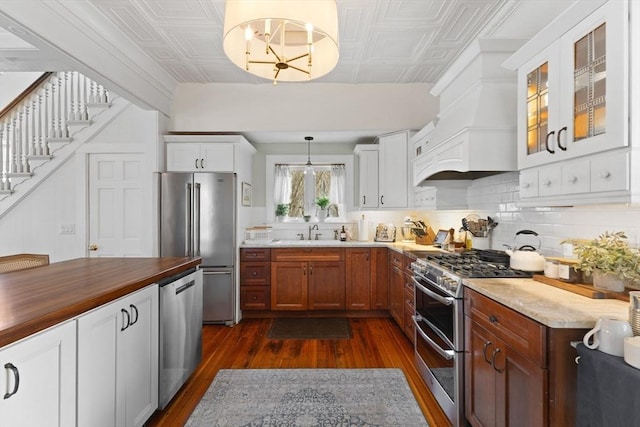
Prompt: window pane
<box><xmin>276</xmin><ymin>165</ymin><xmax>339</xmax><ymax>219</ymax></box>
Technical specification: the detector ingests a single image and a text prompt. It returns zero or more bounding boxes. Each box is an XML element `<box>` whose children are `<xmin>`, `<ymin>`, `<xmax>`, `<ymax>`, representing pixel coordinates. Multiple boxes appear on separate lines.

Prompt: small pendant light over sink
<box><xmin>223</xmin><ymin>0</ymin><xmax>340</xmax><ymax>84</ymax></box>
<box><xmin>304</xmin><ymin>136</ymin><xmax>315</xmax><ymax>175</ymax></box>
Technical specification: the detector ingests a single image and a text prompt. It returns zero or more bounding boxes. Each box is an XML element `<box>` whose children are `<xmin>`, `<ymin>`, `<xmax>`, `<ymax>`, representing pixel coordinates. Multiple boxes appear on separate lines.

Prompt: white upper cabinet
<box><xmin>165</xmin><ymin>134</ymin><xmax>256</xmax><ymax>173</ymax></box>
<box><xmin>167</xmin><ymin>142</ymin><xmax>234</xmax><ymax>172</ymax></box>
<box><xmin>354</xmin><ymin>145</ymin><xmax>379</xmax><ymax>209</ymax></box>
<box><xmin>355</xmin><ymin>130</ymin><xmax>410</xmax><ymax>210</ymax></box>
<box><xmin>505</xmin><ymin>0</ymin><xmax>638</xmax><ymax>206</ymax></box>
<box><xmin>511</xmin><ymin>0</ymin><xmax>628</xmax><ymax>170</ymax></box>
<box><xmin>378</xmin><ymin>131</ymin><xmax>409</xmax><ymax>208</ymax></box>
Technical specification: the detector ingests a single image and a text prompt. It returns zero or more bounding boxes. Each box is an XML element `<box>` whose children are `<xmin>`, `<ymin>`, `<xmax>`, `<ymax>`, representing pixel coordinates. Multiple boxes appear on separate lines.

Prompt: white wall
<box><xmin>0</xmin><ymin>102</ymin><xmax>162</xmax><ymax>262</ymax></box>
<box><xmin>0</xmin><ymin>72</ymin><xmax>42</xmax><ymax>110</ymax></box>
<box><xmin>170</xmin><ymin>83</ymin><xmax>438</xmax><ymax>133</ymax></box>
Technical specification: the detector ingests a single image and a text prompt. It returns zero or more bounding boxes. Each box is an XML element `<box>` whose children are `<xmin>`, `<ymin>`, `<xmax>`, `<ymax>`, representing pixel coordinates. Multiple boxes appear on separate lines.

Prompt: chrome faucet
<box><xmin>308</xmin><ymin>224</ymin><xmax>319</xmax><ymax>240</ymax></box>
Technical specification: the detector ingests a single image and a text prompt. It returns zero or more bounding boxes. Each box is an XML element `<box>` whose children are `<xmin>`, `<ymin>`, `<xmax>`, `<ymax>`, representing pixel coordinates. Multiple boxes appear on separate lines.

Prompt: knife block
<box><xmin>415</xmin><ymin>227</ymin><xmax>436</xmax><ymax>245</ymax></box>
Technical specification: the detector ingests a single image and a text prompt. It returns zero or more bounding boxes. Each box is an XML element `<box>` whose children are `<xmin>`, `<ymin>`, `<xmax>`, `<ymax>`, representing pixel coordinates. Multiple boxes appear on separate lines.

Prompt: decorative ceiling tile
<box><xmin>0</xmin><ymin>0</ymin><xmax>577</xmax><ymax>84</ymax></box>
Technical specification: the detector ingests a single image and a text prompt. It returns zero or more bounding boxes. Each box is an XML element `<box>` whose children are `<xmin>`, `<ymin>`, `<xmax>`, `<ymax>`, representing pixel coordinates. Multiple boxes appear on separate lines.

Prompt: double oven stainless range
<box><xmin>410</xmin><ymin>251</ymin><xmax>532</xmax><ymax>427</ymax></box>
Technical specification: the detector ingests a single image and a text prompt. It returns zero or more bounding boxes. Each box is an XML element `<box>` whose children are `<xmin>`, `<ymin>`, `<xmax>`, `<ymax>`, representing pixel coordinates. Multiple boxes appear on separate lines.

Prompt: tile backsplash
<box><xmin>349</xmin><ymin>172</ymin><xmax>640</xmax><ymax>257</ymax></box>
<box><xmin>254</xmin><ymin>172</ymin><xmax>640</xmax><ymax>256</ymax></box>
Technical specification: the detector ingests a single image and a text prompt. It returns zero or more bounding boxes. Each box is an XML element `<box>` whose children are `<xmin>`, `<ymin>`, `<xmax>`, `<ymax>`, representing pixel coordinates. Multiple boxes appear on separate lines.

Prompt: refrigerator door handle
<box><xmin>186</xmin><ymin>182</ymin><xmax>192</xmax><ymax>256</ymax></box>
<box><xmin>195</xmin><ymin>182</ymin><xmax>201</xmax><ymax>256</ymax></box>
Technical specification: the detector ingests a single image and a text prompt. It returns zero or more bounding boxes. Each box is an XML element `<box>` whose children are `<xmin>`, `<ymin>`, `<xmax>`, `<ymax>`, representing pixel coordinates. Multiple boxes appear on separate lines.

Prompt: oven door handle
<box><xmin>412</xmin><ymin>277</ymin><xmax>454</xmax><ymax>306</ymax></box>
<box><xmin>412</xmin><ymin>315</ymin><xmax>455</xmax><ymax>360</ymax></box>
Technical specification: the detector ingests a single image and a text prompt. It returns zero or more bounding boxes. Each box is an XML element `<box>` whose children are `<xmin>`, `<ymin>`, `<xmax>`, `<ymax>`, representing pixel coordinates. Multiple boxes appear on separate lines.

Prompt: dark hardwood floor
<box><xmin>145</xmin><ymin>317</ymin><xmax>452</xmax><ymax>427</ymax></box>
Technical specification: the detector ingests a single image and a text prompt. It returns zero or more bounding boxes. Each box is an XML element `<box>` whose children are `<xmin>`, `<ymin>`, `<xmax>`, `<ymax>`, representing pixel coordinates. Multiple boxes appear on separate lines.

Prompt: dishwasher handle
<box><xmin>158</xmin><ymin>268</ymin><xmax>198</xmax><ymax>287</ymax></box>
<box><xmin>176</xmin><ymin>280</ymin><xmax>196</xmax><ymax>295</ymax></box>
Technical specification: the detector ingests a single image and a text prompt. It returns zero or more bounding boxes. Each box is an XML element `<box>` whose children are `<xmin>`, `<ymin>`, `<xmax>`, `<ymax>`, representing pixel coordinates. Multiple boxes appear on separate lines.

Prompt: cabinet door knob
<box><xmin>600</xmin><ymin>170</ymin><xmax>612</xmax><ymax>179</ymax></box>
<box><xmin>380</xmin><ymin>195</ymin><xmax>384</xmax><ymax>205</ymax></box>
<box><xmin>3</xmin><ymin>363</ymin><xmax>20</xmax><ymax>399</ymax></box>
<box><xmin>522</xmin><ymin>182</ymin><xmax>530</xmax><ymax>189</ymax></box>
<box><xmin>568</xmin><ymin>175</ymin><xmax>578</xmax><ymax>183</ymax></box>
<box><xmin>543</xmin><ymin>179</ymin><xmax>552</xmax><ymax>187</ymax></box>
<box><xmin>252</xmin><ymin>271</ymin><xmax>257</xmax><ymax>276</ymax></box>
<box><xmin>489</xmin><ymin>314</ymin><xmax>498</xmax><ymax>323</ymax></box>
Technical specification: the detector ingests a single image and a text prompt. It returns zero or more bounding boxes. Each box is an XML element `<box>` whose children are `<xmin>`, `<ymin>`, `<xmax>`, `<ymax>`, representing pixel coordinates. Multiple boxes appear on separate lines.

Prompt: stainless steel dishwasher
<box><xmin>158</xmin><ymin>268</ymin><xmax>203</xmax><ymax>409</ymax></box>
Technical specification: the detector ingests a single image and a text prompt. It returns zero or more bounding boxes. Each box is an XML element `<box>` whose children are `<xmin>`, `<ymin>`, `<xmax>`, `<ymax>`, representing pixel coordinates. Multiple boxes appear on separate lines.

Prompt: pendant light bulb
<box><xmin>304</xmin><ymin>136</ymin><xmax>315</xmax><ymax>175</ymax></box>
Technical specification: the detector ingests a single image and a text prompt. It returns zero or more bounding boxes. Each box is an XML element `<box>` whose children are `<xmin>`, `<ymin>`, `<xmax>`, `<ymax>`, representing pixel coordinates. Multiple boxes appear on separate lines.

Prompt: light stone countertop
<box><xmin>463</xmin><ymin>278</ymin><xmax>629</xmax><ymax>329</ymax></box>
<box><xmin>241</xmin><ymin>240</ymin><xmax>444</xmax><ymax>254</ymax></box>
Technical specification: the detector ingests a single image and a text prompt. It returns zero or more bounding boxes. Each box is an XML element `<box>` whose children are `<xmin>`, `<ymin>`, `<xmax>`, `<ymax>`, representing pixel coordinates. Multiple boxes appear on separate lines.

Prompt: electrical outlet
<box><xmin>58</xmin><ymin>224</ymin><xmax>75</xmax><ymax>235</ymax></box>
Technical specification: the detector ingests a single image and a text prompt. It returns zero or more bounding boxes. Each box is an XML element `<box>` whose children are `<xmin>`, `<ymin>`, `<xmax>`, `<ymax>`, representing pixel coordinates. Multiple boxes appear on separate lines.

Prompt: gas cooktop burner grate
<box><xmin>424</xmin><ymin>252</ymin><xmax>533</xmax><ymax>279</ymax></box>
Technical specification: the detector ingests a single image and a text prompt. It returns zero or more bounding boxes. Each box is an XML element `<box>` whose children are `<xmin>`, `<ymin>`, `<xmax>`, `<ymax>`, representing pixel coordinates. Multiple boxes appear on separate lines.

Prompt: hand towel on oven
<box><xmin>575</xmin><ymin>343</ymin><xmax>640</xmax><ymax>427</ymax></box>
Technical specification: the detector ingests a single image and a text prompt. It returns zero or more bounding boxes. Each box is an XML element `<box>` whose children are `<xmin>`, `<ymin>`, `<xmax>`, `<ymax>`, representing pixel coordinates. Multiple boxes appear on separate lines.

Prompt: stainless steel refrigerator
<box><xmin>159</xmin><ymin>172</ymin><xmax>236</xmax><ymax>325</ymax></box>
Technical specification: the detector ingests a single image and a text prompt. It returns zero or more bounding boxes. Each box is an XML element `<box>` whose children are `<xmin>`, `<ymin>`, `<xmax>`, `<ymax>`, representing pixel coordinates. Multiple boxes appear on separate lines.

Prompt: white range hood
<box><xmin>413</xmin><ymin>39</ymin><xmax>523</xmax><ymax>186</ymax></box>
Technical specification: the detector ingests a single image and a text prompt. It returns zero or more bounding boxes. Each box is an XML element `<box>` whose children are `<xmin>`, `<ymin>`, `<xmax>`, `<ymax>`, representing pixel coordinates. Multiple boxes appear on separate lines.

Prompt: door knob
<box><xmin>89</xmin><ymin>244</ymin><xmax>98</xmax><ymax>251</ymax></box>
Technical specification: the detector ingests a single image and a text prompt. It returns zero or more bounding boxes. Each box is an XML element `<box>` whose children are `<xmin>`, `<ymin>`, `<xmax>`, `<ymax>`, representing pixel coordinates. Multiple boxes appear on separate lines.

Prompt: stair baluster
<box><xmin>1</xmin><ymin>71</ymin><xmax>113</xmax><ymax>200</ymax></box>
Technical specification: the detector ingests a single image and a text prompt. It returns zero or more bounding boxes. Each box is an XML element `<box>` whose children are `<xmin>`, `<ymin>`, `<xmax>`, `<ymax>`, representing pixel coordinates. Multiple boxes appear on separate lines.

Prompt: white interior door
<box><xmin>88</xmin><ymin>153</ymin><xmax>147</xmax><ymax>257</ymax></box>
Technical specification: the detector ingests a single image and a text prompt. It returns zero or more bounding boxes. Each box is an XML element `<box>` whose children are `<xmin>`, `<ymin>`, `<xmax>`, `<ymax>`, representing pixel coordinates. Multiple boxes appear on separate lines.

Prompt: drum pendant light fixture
<box><xmin>223</xmin><ymin>0</ymin><xmax>339</xmax><ymax>84</ymax></box>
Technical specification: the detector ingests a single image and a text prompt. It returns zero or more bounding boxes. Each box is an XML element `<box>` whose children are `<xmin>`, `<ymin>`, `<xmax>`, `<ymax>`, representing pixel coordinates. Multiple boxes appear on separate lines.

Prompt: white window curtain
<box><xmin>329</xmin><ymin>164</ymin><xmax>346</xmax><ymax>218</ymax></box>
<box><xmin>273</xmin><ymin>165</ymin><xmax>291</xmax><ymax>205</ymax></box>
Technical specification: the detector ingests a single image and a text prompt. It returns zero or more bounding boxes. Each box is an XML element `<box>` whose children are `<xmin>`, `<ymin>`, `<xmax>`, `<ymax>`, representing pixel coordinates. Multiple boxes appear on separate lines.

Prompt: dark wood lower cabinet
<box><xmin>388</xmin><ymin>258</ymin><xmax>404</xmax><ymax>327</ymax></box>
<box><xmin>270</xmin><ymin>261</ymin><xmax>309</xmax><ymax>310</ymax></box>
<box><xmin>242</xmin><ymin>247</ymin><xmax>389</xmax><ymax>315</ymax></box>
<box><xmin>307</xmin><ymin>261</ymin><xmax>346</xmax><ymax>310</ymax></box>
<box><xmin>465</xmin><ymin>288</ymin><xmax>586</xmax><ymax>427</ymax></box>
<box><xmin>345</xmin><ymin>247</ymin><xmax>371</xmax><ymax>310</ymax></box>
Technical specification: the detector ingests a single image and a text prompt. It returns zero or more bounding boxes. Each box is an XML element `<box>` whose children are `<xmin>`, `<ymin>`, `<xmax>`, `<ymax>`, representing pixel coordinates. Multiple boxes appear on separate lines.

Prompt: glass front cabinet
<box><xmin>516</xmin><ymin>0</ymin><xmax>628</xmax><ymax>170</ymax></box>
<box><xmin>507</xmin><ymin>0</ymin><xmax>633</xmax><ymax>205</ymax></box>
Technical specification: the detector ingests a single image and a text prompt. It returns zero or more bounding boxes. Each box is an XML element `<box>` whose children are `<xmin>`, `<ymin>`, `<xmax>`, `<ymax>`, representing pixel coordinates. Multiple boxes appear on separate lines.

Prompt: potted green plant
<box><xmin>568</xmin><ymin>231</ymin><xmax>640</xmax><ymax>292</ymax></box>
<box><xmin>275</xmin><ymin>204</ymin><xmax>289</xmax><ymax>222</ymax></box>
<box><xmin>316</xmin><ymin>197</ymin><xmax>330</xmax><ymax>222</ymax></box>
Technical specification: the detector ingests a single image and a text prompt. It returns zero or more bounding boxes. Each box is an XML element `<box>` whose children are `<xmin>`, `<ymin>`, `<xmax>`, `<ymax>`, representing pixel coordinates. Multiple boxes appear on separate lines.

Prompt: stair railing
<box><xmin>0</xmin><ymin>71</ymin><xmax>109</xmax><ymax>195</ymax></box>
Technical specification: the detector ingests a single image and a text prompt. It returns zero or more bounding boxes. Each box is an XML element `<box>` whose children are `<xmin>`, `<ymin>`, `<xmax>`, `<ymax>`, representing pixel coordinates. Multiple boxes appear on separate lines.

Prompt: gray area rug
<box><xmin>267</xmin><ymin>317</ymin><xmax>352</xmax><ymax>339</ymax></box>
<box><xmin>186</xmin><ymin>368</ymin><xmax>429</xmax><ymax>426</ymax></box>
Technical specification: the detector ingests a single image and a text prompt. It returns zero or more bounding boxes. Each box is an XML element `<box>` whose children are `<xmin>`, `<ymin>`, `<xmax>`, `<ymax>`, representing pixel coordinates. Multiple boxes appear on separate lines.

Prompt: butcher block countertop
<box><xmin>463</xmin><ymin>277</ymin><xmax>629</xmax><ymax>329</ymax></box>
<box><xmin>0</xmin><ymin>257</ymin><xmax>201</xmax><ymax>348</ymax></box>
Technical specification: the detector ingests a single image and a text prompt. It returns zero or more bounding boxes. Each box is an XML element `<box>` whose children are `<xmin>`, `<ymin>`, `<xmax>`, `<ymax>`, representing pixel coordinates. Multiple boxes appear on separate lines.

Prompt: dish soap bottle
<box><xmin>340</xmin><ymin>226</ymin><xmax>347</xmax><ymax>242</ymax></box>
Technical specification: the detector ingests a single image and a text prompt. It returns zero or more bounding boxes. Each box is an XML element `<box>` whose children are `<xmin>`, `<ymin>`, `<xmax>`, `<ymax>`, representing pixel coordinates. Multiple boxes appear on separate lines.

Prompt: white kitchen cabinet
<box><xmin>164</xmin><ymin>134</ymin><xmax>256</xmax><ymax>173</ymax></box>
<box><xmin>166</xmin><ymin>142</ymin><xmax>234</xmax><ymax>172</ymax></box>
<box><xmin>354</xmin><ymin>131</ymin><xmax>410</xmax><ymax>209</ymax></box>
<box><xmin>511</xmin><ymin>0</ymin><xmax>628</xmax><ymax>170</ymax></box>
<box><xmin>519</xmin><ymin>149</ymin><xmax>630</xmax><ymax>206</ymax></box>
<box><xmin>378</xmin><ymin>131</ymin><xmax>409</xmax><ymax>208</ymax></box>
<box><xmin>78</xmin><ymin>284</ymin><xmax>159</xmax><ymax>427</ymax></box>
<box><xmin>0</xmin><ymin>320</ymin><xmax>76</xmax><ymax>427</ymax></box>
<box><xmin>414</xmin><ymin>181</ymin><xmax>469</xmax><ymax>210</ymax></box>
<box><xmin>354</xmin><ymin>145</ymin><xmax>379</xmax><ymax>208</ymax></box>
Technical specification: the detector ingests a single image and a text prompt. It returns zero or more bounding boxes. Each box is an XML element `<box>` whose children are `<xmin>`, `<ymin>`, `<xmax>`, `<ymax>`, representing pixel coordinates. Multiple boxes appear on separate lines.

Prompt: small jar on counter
<box><xmin>556</xmin><ymin>258</ymin><xmax>582</xmax><ymax>283</ymax></box>
<box><xmin>544</xmin><ymin>258</ymin><xmax>559</xmax><ymax>279</ymax></box>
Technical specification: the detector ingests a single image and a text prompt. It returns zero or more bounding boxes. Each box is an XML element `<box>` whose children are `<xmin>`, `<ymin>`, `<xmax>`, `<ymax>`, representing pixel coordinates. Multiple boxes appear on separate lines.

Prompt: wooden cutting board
<box><xmin>533</xmin><ymin>275</ymin><xmax>630</xmax><ymax>301</ymax></box>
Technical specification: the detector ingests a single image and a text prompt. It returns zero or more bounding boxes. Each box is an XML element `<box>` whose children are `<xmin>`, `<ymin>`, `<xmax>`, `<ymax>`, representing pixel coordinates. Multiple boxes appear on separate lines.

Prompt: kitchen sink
<box><xmin>271</xmin><ymin>240</ymin><xmax>343</xmax><ymax>246</ymax></box>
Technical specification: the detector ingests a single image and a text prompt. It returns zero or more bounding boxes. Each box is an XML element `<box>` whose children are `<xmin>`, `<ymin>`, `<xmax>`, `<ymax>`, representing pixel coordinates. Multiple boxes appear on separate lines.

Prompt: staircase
<box><xmin>0</xmin><ymin>71</ymin><xmax>121</xmax><ymax>216</ymax></box>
